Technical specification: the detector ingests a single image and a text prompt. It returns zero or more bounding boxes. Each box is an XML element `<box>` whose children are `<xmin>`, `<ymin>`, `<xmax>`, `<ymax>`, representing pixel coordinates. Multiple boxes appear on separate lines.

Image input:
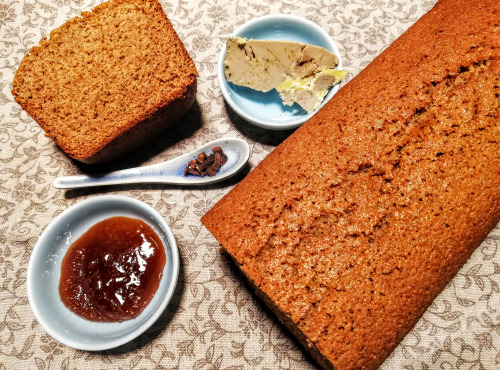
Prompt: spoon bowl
<box><xmin>53</xmin><ymin>138</ymin><xmax>251</xmax><ymax>189</ymax></box>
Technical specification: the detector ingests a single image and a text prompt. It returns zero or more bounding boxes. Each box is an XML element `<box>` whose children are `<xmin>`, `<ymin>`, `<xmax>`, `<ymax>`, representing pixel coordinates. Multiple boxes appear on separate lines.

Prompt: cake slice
<box><xmin>202</xmin><ymin>0</ymin><xmax>500</xmax><ymax>368</ymax></box>
<box><xmin>12</xmin><ymin>0</ymin><xmax>198</xmax><ymax>164</ymax></box>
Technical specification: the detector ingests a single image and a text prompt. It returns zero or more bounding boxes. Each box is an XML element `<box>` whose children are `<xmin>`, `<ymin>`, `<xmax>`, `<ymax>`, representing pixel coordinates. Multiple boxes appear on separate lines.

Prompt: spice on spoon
<box><xmin>184</xmin><ymin>147</ymin><xmax>228</xmax><ymax>177</ymax></box>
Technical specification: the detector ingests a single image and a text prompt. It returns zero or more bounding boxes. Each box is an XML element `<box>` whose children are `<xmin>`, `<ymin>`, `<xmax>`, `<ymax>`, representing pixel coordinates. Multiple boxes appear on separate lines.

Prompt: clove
<box><xmin>184</xmin><ymin>147</ymin><xmax>228</xmax><ymax>177</ymax></box>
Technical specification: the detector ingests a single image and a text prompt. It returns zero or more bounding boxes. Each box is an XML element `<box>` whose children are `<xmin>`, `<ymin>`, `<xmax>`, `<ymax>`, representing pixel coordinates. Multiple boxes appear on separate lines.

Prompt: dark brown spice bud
<box><xmin>184</xmin><ymin>159</ymin><xmax>198</xmax><ymax>176</ymax></box>
<box><xmin>197</xmin><ymin>152</ymin><xmax>207</xmax><ymax>163</ymax></box>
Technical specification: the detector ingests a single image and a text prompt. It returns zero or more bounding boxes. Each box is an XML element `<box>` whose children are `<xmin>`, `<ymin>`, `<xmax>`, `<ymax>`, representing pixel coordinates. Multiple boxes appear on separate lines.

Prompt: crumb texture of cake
<box><xmin>11</xmin><ymin>0</ymin><xmax>198</xmax><ymax>164</ymax></box>
<box><xmin>202</xmin><ymin>0</ymin><xmax>500</xmax><ymax>369</ymax></box>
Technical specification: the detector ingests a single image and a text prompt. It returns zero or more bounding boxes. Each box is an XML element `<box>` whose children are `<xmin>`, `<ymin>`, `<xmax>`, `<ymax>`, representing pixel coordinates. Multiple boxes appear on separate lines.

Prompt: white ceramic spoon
<box><xmin>53</xmin><ymin>138</ymin><xmax>251</xmax><ymax>189</ymax></box>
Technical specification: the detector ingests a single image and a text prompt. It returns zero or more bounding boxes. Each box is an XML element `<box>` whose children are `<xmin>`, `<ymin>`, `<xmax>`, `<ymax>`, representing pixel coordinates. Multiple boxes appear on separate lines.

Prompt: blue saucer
<box><xmin>218</xmin><ymin>14</ymin><xmax>343</xmax><ymax>130</ymax></box>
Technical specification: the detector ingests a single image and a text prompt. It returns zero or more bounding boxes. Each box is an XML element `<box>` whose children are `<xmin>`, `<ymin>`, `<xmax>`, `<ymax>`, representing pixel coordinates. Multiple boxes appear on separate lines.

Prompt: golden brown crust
<box><xmin>11</xmin><ymin>0</ymin><xmax>198</xmax><ymax>163</ymax></box>
<box><xmin>202</xmin><ymin>0</ymin><xmax>500</xmax><ymax>368</ymax></box>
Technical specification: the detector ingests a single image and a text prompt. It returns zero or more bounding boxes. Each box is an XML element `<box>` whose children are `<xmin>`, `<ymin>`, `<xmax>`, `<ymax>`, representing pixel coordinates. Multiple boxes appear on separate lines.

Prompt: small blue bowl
<box><xmin>26</xmin><ymin>196</ymin><xmax>179</xmax><ymax>351</ymax></box>
<box><xmin>218</xmin><ymin>14</ymin><xmax>343</xmax><ymax>130</ymax></box>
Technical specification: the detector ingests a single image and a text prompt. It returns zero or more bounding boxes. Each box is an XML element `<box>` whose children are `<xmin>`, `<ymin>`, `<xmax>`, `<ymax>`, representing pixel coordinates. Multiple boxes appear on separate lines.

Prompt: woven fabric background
<box><xmin>1</xmin><ymin>0</ymin><xmax>499</xmax><ymax>368</ymax></box>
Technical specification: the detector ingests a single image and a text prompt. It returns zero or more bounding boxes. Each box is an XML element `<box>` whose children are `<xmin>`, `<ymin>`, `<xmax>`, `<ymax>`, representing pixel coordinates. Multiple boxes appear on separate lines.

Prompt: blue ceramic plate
<box><xmin>218</xmin><ymin>14</ymin><xmax>343</xmax><ymax>130</ymax></box>
<box><xmin>26</xmin><ymin>195</ymin><xmax>179</xmax><ymax>351</ymax></box>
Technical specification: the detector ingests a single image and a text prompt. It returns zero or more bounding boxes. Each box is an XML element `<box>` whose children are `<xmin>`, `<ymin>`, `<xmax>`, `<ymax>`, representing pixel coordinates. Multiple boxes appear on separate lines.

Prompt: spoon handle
<box><xmin>52</xmin><ymin>165</ymin><xmax>177</xmax><ymax>189</ymax></box>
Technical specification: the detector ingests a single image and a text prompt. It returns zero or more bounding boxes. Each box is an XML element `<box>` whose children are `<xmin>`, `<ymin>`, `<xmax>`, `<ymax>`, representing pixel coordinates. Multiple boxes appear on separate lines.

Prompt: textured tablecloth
<box><xmin>1</xmin><ymin>0</ymin><xmax>499</xmax><ymax>368</ymax></box>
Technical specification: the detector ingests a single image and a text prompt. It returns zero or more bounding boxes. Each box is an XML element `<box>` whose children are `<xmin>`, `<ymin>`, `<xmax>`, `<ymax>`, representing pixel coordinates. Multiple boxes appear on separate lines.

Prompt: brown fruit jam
<box><xmin>59</xmin><ymin>216</ymin><xmax>166</xmax><ymax>322</ymax></box>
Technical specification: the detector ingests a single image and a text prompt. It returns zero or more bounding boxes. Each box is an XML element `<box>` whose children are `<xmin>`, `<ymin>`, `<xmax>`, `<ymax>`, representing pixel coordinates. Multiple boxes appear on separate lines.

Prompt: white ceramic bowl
<box><xmin>26</xmin><ymin>195</ymin><xmax>179</xmax><ymax>351</ymax></box>
<box><xmin>218</xmin><ymin>14</ymin><xmax>343</xmax><ymax>130</ymax></box>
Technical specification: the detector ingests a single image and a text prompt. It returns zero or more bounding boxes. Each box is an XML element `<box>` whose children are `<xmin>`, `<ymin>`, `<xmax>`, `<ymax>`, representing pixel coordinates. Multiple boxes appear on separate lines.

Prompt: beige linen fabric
<box><xmin>1</xmin><ymin>0</ymin><xmax>499</xmax><ymax>368</ymax></box>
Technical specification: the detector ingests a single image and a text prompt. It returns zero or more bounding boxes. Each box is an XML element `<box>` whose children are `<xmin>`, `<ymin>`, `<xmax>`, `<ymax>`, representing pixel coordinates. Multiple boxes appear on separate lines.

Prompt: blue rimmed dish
<box><xmin>218</xmin><ymin>14</ymin><xmax>343</xmax><ymax>130</ymax></box>
<box><xmin>26</xmin><ymin>195</ymin><xmax>179</xmax><ymax>351</ymax></box>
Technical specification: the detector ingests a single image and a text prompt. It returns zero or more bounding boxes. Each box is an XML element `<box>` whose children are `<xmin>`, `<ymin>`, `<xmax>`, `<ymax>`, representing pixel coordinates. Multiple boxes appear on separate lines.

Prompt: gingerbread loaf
<box><xmin>12</xmin><ymin>0</ymin><xmax>198</xmax><ymax>164</ymax></box>
<box><xmin>202</xmin><ymin>0</ymin><xmax>500</xmax><ymax>368</ymax></box>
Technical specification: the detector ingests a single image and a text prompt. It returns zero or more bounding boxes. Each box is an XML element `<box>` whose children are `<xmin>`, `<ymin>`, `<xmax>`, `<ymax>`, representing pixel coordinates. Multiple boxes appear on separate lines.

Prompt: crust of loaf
<box><xmin>224</xmin><ymin>249</ymin><xmax>336</xmax><ymax>370</ymax></box>
<box><xmin>202</xmin><ymin>0</ymin><xmax>500</xmax><ymax>369</ymax></box>
<box><xmin>11</xmin><ymin>0</ymin><xmax>198</xmax><ymax>164</ymax></box>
